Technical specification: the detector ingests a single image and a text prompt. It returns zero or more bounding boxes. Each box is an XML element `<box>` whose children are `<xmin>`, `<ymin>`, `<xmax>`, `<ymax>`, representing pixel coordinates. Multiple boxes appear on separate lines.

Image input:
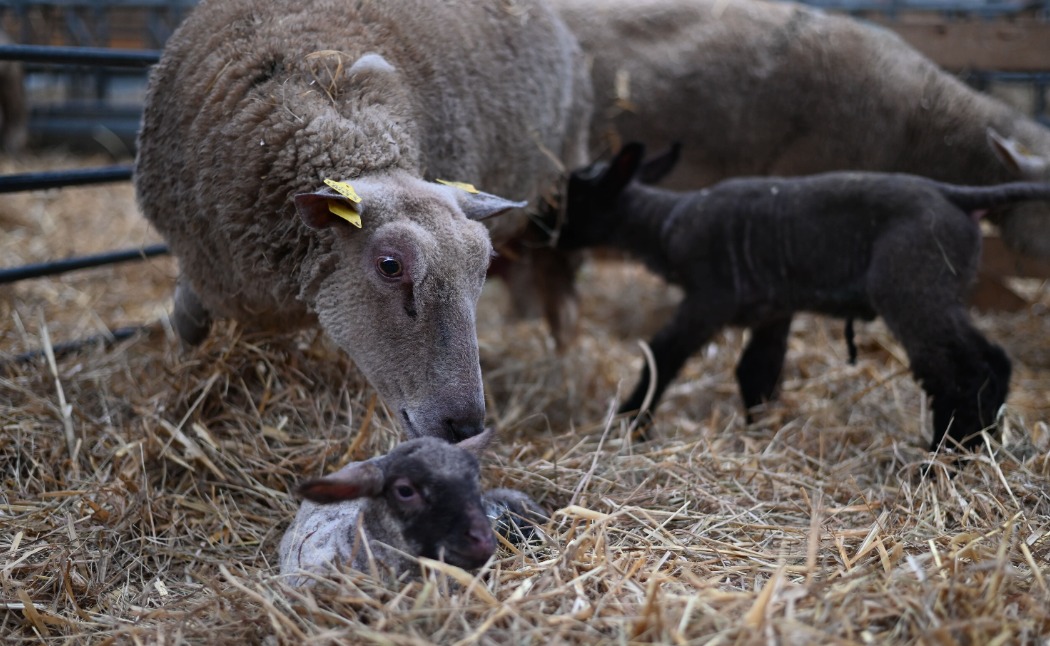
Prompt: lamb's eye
<box><xmin>377</xmin><ymin>256</ymin><xmax>403</xmax><ymax>278</ymax></box>
<box><xmin>394</xmin><ymin>482</ymin><xmax>417</xmax><ymax>501</ymax></box>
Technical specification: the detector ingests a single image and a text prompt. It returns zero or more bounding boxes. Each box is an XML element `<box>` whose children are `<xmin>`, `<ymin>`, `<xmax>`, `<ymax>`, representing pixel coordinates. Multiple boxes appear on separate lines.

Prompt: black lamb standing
<box><xmin>557</xmin><ymin>143</ymin><xmax>1050</xmax><ymax>452</ymax></box>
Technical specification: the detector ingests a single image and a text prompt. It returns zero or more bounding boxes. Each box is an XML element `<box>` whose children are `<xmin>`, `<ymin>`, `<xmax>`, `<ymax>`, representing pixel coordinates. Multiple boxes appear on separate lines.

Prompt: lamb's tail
<box><xmin>936</xmin><ymin>181</ymin><xmax>1050</xmax><ymax>214</ymax></box>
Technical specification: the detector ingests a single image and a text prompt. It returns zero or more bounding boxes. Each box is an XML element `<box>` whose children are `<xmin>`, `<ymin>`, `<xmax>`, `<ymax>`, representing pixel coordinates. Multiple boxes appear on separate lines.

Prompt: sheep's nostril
<box><xmin>466</xmin><ymin>523</ymin><xmax>496</xmax><ymax>560</ymax></box>
<box><xmin>446</xmin><ymin>418</ymin><xmax>484</xmax><ymax>442</ymax></box>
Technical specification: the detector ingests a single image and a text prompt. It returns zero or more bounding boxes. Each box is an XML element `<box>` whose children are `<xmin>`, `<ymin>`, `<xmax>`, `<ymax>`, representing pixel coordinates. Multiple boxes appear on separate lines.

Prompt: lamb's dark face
<box><xmin>557</xmin><ymin>143</ymin><xmax>649</xmax><ymax>251</ymax></box>
<box><xmin>380</xmin><ymin>438</ymin><xmax>495</xmax><ymax>569</ymax></box>
<box><xmin>294</xmin><ymin>171</ymin><xmax>523</xmax><ymax>442</ymax></box>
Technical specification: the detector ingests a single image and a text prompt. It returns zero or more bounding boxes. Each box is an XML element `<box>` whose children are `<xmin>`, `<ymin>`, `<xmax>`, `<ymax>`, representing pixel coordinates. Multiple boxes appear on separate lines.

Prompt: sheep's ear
<box><xmin>294</xmin><ymin>191</ymin><xmax>363</xmax><ymax>230</ymax></box>
<box><xmin>987</xmin><ymin>128</ymin><xmax>1050</xmax><ymax>180</ymax></box>
<box><xmin>455</xmin><ymin>427</ymin><xmax>495</xmax><ymax>458</ymax></box>
<box><xmin>600</xmin><ymin>143</ymin><xmax>646</xmax><ymax>194</ymax></box>
<box><xmin>461</xmin><ymin>192</ymin><xmax>527</xmax><ymax>221</ymax></box>
<box><xmin>348</xmin><ymin>52</ymin><xmax>396</xmax><ymax>78</ymax></box>
<box><xmin>297</xmin><ymin>462</ymin><xmax>384</xmax><ymax>503</ymax></box>
<box><xmin>437</xmin><ymin>180</ymin><xmax>527</xmax><ymax>221</ymax></box>
<box><xmin>637</xmin><ymin>142</ymin><xmax>682</xmax><ymax>185</ymax></box>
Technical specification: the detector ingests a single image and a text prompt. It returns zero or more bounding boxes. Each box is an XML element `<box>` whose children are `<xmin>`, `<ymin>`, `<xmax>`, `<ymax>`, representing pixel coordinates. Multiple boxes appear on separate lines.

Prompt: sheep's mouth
<box><xmin>441</xmin><ymin>547</ymin><xmax>493</xmax><ymax>571</ymax></box>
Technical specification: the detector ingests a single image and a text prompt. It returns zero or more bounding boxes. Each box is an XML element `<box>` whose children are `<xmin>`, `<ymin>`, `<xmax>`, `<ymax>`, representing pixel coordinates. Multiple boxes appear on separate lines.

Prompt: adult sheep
<box><xmin>0</xmin><ymin>28</ymin><xmax>28</xmax><ymax>153</ymax></box>
<box><xmin>554</xmin><ymin>0</ymin><xmax>1050</xmax><ymax>257</ymax></box>
<box><xmin>136</xmin><ymin>0</ymin><xmax>591</xmax><ymax>441</ymax></box>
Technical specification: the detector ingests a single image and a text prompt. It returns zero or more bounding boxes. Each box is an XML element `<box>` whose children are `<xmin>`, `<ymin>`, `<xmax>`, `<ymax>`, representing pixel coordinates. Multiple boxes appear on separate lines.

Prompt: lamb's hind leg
<box><xmin>173</xmin><ymin>277</ymin><xmax>212</xmax><ymax>346</ymax></box>
<box><xmin>881</xmin><ymin>303</ymin><xmax>1010</xmax><ymax>452</ymax></box>
<box><xmin>736</xmin><ymin>315</ymin><xmax>792</xmax><ymax>422</ymax></box>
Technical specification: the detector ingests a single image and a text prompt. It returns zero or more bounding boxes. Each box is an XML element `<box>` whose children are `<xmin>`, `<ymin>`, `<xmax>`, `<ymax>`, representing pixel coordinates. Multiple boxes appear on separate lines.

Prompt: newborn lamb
<box><xmin>557</xmin><ymin>143</ymin><xmax>1050</xmax><ymax>452</ymax></box>
<box><xmin>279</xmin><ymin>429</ymin><xmax>546</xmax><ymax>584</ymax></box>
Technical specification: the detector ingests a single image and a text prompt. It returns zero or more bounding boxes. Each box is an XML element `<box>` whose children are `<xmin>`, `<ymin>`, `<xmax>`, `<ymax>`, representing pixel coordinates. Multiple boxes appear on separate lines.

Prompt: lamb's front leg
<box><xmin>619</xmin><ymin>295</ymin><xmax>729</xmax><ymax>422</ymax></box>
<box><xmin>736</xmin><ymin>315</ymin><xmax>793</xmax><ymax>422</ymax></box>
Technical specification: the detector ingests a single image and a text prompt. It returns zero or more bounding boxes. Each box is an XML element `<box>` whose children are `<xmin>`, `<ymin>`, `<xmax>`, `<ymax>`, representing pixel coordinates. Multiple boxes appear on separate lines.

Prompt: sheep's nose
<box><xmin>445</xmin><ymin>416</ymin><xmax>485</xmax><ymax>442</ymax></box>
<box><xmin>401</xmin><ymin>406</ymin><xmax>485</xmax><ymax>441</ymax></box>
<box><xmin>463</xmin><ymin>515</ymin><xmax>496</xmax><ymax>565</ymax></box>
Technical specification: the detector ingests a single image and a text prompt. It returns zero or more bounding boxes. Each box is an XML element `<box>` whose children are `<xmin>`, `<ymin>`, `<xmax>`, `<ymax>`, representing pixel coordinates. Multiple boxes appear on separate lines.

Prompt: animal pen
<box><xmin>1</xmin><ymin>0</ymin><xmax>1049</xmax><ymax>643</ymax></box>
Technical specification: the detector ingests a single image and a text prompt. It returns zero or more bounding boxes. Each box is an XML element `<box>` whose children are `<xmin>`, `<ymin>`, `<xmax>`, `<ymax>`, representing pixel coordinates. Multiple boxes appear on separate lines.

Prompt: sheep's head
<box><xmin>297</xmin><ymin>430</ymin><xmax>497</xmax><ymax>570</ymax></box>
<box><xmin>556</xmin><ymin>142</ymin><xmax>680</xmax><ymax>250</ymax></box>
<box><xmin>294</xmin><ymin>171</ymin><xmax>523</xmax><ymax>442</ymax></box>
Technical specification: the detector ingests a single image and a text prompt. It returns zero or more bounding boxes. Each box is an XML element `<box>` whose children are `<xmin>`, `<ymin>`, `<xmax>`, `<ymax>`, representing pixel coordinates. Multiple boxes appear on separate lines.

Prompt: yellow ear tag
<box><xmin>436</xmin><ymin>179</ymin><xmax>479</xmax><ymax>194</ymax></box>
<box><xmin>324</xmin><ymin>178</ymin><xmax>362</xmax><ymax>203</ymax></box>
<box><xmin>327</xmin><ymin>200</ymin><xmax>362</xmax><ymax>227</ymax></box>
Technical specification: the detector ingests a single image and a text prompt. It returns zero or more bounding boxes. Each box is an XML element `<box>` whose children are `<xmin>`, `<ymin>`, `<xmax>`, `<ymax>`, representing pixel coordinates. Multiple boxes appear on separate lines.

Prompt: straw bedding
<box><xmin>2</xmin><ymin>152</ymin><xmax>1049</xmax><ymax>644</ymax></box>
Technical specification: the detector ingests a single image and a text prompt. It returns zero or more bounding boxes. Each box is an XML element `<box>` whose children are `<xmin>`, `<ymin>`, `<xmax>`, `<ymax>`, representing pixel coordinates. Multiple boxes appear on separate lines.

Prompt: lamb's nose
<box><xmin>463</xmin><ymin>516</ymin><xmax>496</xmax><ymax>566</ymax></box>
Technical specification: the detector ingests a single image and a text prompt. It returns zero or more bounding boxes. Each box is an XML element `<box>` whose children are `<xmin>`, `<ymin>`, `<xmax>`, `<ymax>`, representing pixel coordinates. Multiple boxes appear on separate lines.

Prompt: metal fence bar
<box><xmin>5</xmin><ymin>324</ymin><xmax>150</xmax><ymax>365</ymax></box>
<box><xmin>0</xmin><ymin>243</ymin><xmax>170</xmax><ymax>284</ymax></box>
<box><xmin>0</xmin><ymin>44</ymin><xmax>159</xmax><ymax>66</ymax></box>
<box><xmin>0</xmin><ymin>165</ymin><xmax>134</xmax><ymax>192</ymax></box>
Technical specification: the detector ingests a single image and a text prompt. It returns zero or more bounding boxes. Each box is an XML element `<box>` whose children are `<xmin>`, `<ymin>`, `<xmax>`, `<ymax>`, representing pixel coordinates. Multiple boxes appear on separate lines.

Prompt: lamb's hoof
<box><xmin>484</xmin><ymin>488</ymin><xmax>548</xmax><ymax>545</ymax></box>
<box><xmin>173</xmin><ymin>280</ymin><xmax>212</xmax><ymax>347</ymax></box>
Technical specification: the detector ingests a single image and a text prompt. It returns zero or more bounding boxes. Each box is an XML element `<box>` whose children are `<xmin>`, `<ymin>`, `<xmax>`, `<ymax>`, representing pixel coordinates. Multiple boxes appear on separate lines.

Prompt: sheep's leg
<box><xmin>924</xmin><ymin>329</ymin><xmax>1010</xmax><ymax>451</ymax></box>
<box><xmin>921</xmin><ymin>328</ymin><xmax>1009</xmax><ymax>452</ymax></box>
<box><xmin>0</xmin><ymin>61</ymin><xmax>28</xmax><ymax>152</ymax></box>
<box><xmin>879</xmin><ymin>303</ymin><xmax>1010</xmax><ymax>452</ymax></box>
<box><xmin>532</xmin><ymin>247</ymin><xmax>582</xmax><ymax>351</ymax></box>
<box><xmin>173</xmin><ymin>277</ymin><xmax>212</xmax><ymax>346</ymax></box>
<box><xmin>736</xmin><ymin>315</ymin><xmax>792</xmax><ymax>422</ymax></box>
<box><xmin>619</xmin><ymin>296</ymin><xmax>725</xmax><ymax>419</ymax></box>
<box><xmin>489</xmin><ymin>241</ymin><xmax>581</xmax><ymax>350</ymax></box>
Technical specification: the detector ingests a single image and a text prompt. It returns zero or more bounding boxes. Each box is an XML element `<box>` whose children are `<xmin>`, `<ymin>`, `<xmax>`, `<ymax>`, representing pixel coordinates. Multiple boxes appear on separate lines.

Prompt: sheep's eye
<box><xmin>377</xmin><ymin>256</ymin><xmax>403</xmax><ymax>278</ymax></box>
<box><xmin>395</xmin><ymin>483</ymin><xmax>417</xmax><ymax>501</ymax></box>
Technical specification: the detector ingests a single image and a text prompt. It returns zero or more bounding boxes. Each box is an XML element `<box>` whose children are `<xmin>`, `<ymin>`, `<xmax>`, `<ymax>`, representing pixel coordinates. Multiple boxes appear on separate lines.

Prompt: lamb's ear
<box><xmin>455</xmin><ymin>427</ymin><xmax>495</xmax><ymax>458</ymax></box>
<box><xmin>294</xmin><ymin>191</ymin><xmax>363</xmax><ymax>230</ymax></box>
<box><xmin>987</xmin><ymin>128</ymin><xmax>1050</xmax><ymax>180</ymax></box>
<box><xmin>297</xmin><ymin>462</ymin><xmax>384</xmax><ymax>503</ymax></box>
<box><xmin>600</xmin><ymin>142</ymin><xmax>646</xmax><ymax>194</ymax></box>
<box><xmin>637</xmin><ymin>142</ymin><xmax>682</xmax><ymax>185</ymax></box>
<box><xmin>438</xmin><ymin>181</ymin><xmax>527</xmax><ymax>221</ymax></box>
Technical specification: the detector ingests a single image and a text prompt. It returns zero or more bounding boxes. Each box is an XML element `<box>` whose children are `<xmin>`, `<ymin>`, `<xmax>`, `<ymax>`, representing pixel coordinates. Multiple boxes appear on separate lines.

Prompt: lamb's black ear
<box><xmin>637</xmin><ymin>142</ymin><xmax>682</xmax><ymax>185</ymax></box>
<box><xmin>599</xmin><ymin>143</ymin><xmax>646</xmax><ymax>194</ymax></box>
<box><xmin>297</xmin><ymin>462</ymin><xmax>384</xmax><ymax>503</ymax></box>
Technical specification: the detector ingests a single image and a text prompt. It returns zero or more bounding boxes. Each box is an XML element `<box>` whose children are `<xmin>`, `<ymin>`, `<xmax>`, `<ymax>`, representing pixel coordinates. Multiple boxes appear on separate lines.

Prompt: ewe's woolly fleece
<box><xmin>136</xmin><ymin>0</ymin><xmax>590</xmax><ymax>327</ymax></box>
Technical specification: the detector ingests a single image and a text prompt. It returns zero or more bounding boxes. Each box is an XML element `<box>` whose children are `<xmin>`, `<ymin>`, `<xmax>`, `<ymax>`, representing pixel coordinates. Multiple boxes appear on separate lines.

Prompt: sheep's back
<box><xmin>557</xmin><ymin>0</ymin><xmax>1049</xmax><ymax>189</ymax></box>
